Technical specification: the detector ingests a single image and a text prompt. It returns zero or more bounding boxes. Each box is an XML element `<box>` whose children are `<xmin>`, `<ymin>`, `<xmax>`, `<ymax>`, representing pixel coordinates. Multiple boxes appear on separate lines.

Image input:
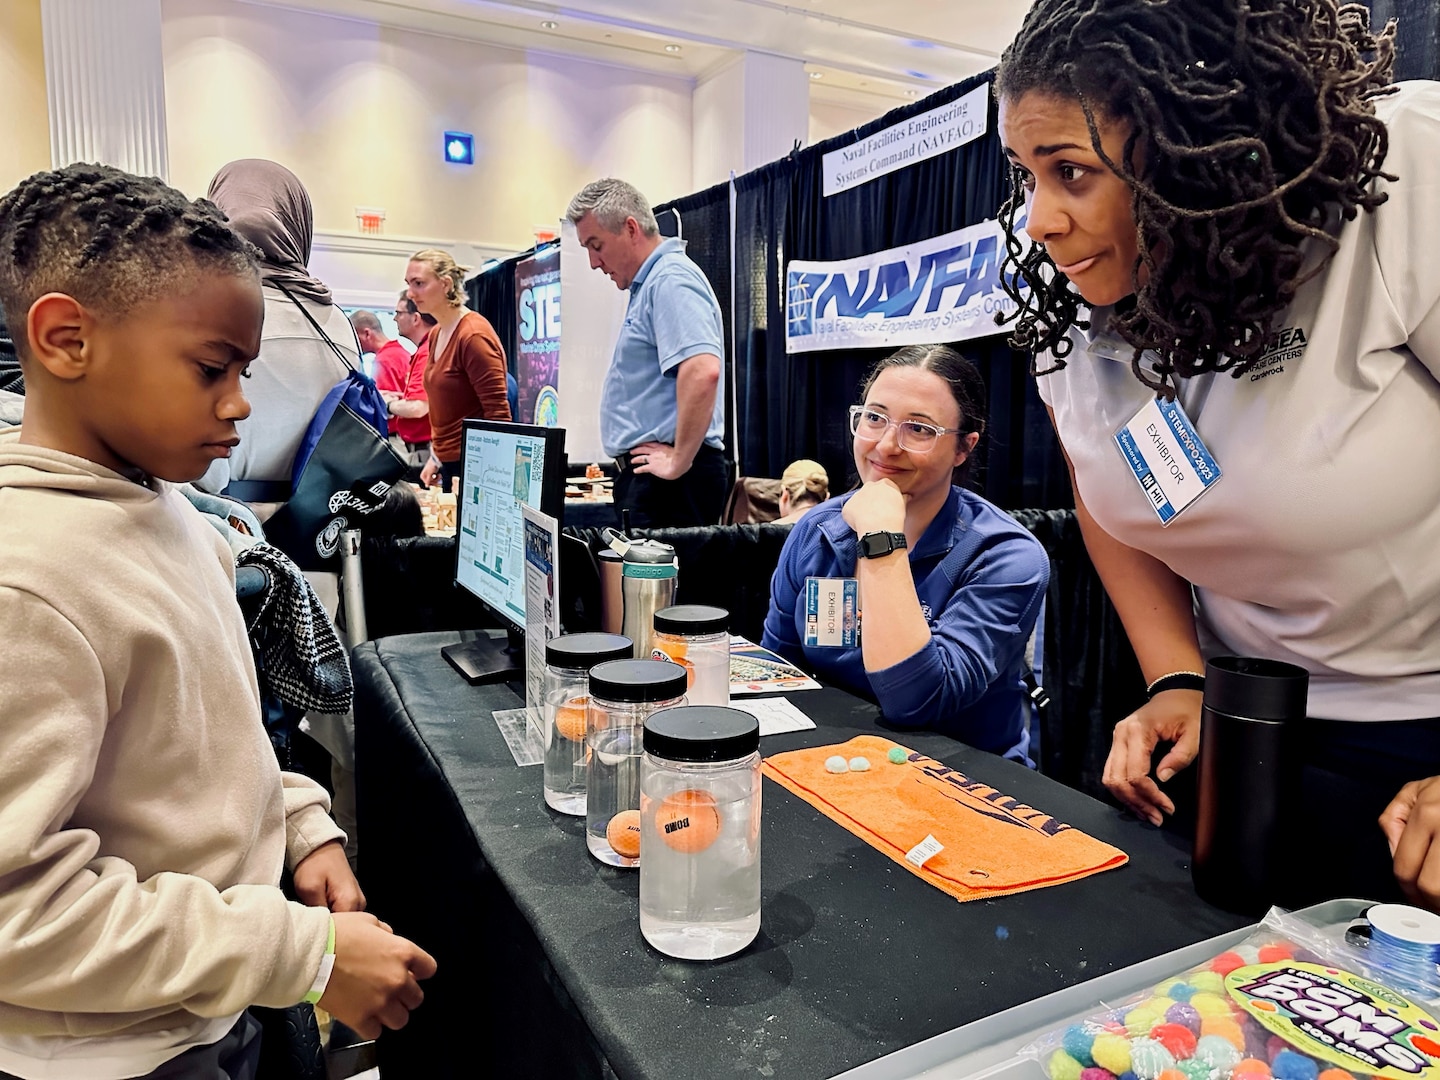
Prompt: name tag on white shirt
<box><xmin>804</xmin><ymin>577</ymin><xmax>858</xmax><ymax>648</ymax></box>
<box><xmin>1113</xmin><ymin>397</ymin><xmax>1222</xmax><ymax>525</ymax></box>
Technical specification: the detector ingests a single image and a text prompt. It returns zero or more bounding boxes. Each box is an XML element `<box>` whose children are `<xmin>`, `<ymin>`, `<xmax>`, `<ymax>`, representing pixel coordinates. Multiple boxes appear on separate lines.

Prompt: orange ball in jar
<box><xmin>554</xmin><ymin>695</ymin><xmax>590</xmax><ymax>742</ymax></box>
<box><xmin>655</xmin><ymin>789</ymin><xmax>722</xmax><ymax>854</ymax></box>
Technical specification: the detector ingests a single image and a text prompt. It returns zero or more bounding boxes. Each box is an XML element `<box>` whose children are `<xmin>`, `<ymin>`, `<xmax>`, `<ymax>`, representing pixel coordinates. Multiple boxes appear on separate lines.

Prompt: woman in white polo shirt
<box><xmin>994</xmin><ymin>0</ymin><xmax>1440</xmax><ymax>906</ymax></box>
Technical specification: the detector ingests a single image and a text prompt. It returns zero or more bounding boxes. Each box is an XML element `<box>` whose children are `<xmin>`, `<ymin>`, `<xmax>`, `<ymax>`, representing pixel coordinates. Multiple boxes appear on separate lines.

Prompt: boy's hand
<box><xmin>293</xmin><ymin>841</ymin><xmax>365</xmax><ymax>913</ymax></box>
<box><xmin>319</xmin><ymin>912</ymin><xmax>437</xmax><ymax>1040</ymax></box>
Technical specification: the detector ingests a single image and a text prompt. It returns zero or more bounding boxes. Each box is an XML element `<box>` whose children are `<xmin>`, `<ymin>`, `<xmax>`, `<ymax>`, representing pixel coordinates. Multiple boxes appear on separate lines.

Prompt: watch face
<box><xmin>860</xmin><ymin>531</ymin><xmax>903</xmax><ymax>558</ymax></box>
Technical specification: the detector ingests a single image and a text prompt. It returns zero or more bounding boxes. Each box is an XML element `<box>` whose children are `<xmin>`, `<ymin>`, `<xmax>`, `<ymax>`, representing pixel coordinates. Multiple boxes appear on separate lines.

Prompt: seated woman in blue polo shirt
<box><xmin>761</xmin><ymin>345</ymin><xmax>1049</xmax><ymax>764</ymax></box>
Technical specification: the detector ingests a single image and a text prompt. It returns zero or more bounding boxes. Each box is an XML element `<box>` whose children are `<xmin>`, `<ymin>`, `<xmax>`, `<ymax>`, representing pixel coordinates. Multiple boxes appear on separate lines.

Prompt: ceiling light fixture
<box><xmin>540</xmin><ymin>19</ymin><xmax>557</xmax><ymax>29</ymax></box>
<box><xmin>905</xmin><ymin>89</ymin><xmax>920</xmax><ymax>97</ymax></box>
<box><xmin>809</xmin><ymin>70</ymin><xmax>824</xmax><ymax>79</ymax></box>
<box><xmin>664</xmin><ymin>43</ymin><xmax>682</xmax><ymax>53</ymax></box>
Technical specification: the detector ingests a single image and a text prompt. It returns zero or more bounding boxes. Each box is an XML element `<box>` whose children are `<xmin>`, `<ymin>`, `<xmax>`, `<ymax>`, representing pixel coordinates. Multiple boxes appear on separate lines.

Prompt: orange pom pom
<box><xmin>1200</xmin><ymin>1016</ymin><xmax>1246</xmax><ymax>1050</ymax></box>
<box><xmin>1257</xmin><ymin>943</ymin><xmax>1293</xmax><ymax>964</ymax></box>
<box><xmin>1233</xmin><ymin>1059</ymin><xmax>1272</xmax><ymax>1079</ymax></box>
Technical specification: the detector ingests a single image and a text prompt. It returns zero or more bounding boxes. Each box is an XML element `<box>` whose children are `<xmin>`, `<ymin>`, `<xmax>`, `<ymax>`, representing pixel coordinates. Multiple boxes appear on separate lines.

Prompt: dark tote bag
<box><xmin>260</xmin><ymin>285</ymin><xmax>408</xmax><ymax>570</ymax></box>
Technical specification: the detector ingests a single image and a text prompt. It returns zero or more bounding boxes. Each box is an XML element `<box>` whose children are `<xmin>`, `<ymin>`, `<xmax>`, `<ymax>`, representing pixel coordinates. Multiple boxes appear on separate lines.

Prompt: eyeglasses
<box><xmin>848</xmin><ymin>405</ymin><xmax>963</xmax><ymax>453</ymax></box>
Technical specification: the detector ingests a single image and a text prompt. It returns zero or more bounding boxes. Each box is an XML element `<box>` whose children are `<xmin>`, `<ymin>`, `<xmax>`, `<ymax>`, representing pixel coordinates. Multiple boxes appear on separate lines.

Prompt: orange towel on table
<box><xmin>762</xmin><ymin>735</ymin><xmax>1128</xmax><ymax>902</ymax></box>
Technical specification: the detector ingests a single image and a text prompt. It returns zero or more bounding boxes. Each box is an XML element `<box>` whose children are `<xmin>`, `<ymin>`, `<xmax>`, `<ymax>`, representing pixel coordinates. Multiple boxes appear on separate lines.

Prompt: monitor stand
<box><xmin>441</xmin><ymin>627</ymin><xmax>525</xmax><ymax>685</ymax></box>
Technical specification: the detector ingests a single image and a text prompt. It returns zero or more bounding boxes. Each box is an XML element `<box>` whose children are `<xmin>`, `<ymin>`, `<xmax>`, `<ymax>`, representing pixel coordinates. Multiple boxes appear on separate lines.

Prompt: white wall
<box><xmin>809</xmin><ymin>97</ymin><xmax>891</xmax><ymax>147</ymax></box>
<box><xmin>693</xmin><ymin>57</ymin><xmax>745</xmax><ymax>192</ymax></box>
<box><xmin>160</xmin><ymin>0</ymin><xmax>696</xmax><ymax>297</ymax></box>
<box><xmin>0</xmin><ymin>0</ymin><xmax>51</xmax><ymax>194</ymax></box>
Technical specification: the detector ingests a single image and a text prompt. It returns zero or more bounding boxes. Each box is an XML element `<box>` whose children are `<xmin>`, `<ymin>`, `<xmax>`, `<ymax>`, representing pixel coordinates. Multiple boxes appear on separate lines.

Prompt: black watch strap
<box><xmin>857</xmin><ymin>531</ymin><xmax>907</xmax><ymax>559</ymax></box>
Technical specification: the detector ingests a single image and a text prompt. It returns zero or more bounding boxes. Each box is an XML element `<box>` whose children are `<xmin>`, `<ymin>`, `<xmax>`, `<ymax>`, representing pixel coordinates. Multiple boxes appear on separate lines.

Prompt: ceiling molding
<box><xmin>231</xmin><ymin>0</ymin><xmax>1011</xmax><ymax>99</ymax></box>
<box><xmin>313</xmin><ymin>229</ymin><xmax>516</xmax><ymax>264</ymax></box>
<box><xmin>233</xmin><ymin>0</ymin><xmax>716</xmax><ymax>79</ymax></box>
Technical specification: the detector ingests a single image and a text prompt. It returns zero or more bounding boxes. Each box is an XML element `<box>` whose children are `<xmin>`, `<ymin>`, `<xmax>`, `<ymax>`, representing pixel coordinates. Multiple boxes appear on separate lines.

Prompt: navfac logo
<box><xmin>785</xmin><ymin>222</ymin><xmax>1027</xmax><ymax>352</ymax></box>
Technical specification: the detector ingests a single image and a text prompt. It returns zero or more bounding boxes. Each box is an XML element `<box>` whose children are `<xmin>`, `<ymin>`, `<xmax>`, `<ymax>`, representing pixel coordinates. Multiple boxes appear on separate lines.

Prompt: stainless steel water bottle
<box><xmin>604</xmin><ymin>529</ymin><xmax>678</xmax><ymax>660</ymax></box>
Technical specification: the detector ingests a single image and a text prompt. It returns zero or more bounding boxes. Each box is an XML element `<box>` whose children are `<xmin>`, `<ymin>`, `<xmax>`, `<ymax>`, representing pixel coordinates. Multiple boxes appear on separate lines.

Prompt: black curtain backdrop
<box><xmin>655</xmin><ymin>181</ymin><xmax>737</xmax><ymax>471</ymax></box>
<box><xmin>733</xmin><ymin>69</ymin><xmax>1070</xmax><ymax>511</ymax></box>
<box><xmin>1370</xmin><ymin>0</ymin><xmax>1440</xmax><ymax>81</ymax></box>
<box><xmin>468</xmin><ymin>249</ymin><xmax>535</xmax><ymax>377</ymax></box>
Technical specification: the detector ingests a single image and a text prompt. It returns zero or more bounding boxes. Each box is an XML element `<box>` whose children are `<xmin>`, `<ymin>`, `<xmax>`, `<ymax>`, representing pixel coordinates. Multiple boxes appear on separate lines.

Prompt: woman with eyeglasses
<box><xmin>761</xmin><ymin>345</ymin><xmax>1050</xmax><ymax>764</ymax></box>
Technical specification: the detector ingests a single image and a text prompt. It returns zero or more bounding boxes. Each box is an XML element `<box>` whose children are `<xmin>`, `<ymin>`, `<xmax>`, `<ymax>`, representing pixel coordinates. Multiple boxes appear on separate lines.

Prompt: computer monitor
<box><xmin>443</xmin><ymin>418</ymin><xmax>566</xmax><ymax>684</ymax></box>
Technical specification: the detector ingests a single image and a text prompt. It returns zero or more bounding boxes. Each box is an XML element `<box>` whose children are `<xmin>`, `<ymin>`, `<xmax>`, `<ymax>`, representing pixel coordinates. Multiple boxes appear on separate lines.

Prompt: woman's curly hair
<box><xmin>993</xmin><ymin>0</ymin><xmax>1396</xmax><ymax>397</ymax></box>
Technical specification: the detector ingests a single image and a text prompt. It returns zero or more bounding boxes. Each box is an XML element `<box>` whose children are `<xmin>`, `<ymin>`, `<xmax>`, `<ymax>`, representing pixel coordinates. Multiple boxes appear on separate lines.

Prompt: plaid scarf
<box><xmin>236</xmin><ymin>543</ymin><xmax>353</xmax><ymax>713</ymax></box>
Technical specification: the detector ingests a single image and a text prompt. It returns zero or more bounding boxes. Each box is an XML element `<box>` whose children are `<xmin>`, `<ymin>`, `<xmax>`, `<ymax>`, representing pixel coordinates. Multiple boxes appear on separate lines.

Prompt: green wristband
<box><xmin>302</xmin><ymin>917</ymin><xmax>337</xmax><ymax>1005</ymax></box>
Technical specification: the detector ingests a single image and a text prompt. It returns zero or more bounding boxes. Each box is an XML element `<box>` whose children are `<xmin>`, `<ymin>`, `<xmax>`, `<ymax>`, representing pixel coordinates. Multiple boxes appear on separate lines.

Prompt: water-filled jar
<box><xmin>585</xmin><ymin>659</ymin><xmax>688</xmax><ymax>867</ymax></box>
<box><xmin>542</xmin><ymin>633</ymin><xmax>633</xmax><ymax>815</ymax></box>
<box><xmin>639</xmin><ymin>706</ymin><xmax>761</xmax><ymax>959</ymax></box>
<box><xmin>651</xmin><ymin>605</ymin><xmax>731</xmax><ymax>707</ymax></box>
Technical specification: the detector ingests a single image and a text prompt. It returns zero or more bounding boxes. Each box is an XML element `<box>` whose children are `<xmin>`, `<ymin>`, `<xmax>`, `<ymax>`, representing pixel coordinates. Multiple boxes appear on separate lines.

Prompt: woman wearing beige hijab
<box><xmin>196</xmin><ymin>159</ymin><xmax>358</xmax><ymax>510</ymax></box>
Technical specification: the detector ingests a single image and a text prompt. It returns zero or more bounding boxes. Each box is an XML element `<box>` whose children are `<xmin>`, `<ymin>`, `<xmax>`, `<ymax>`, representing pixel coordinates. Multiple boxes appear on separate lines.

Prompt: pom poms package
<box><xmin>1025</xmin><ymin>910</ymin><xmax>1440</xmax><ymax>1080</ymax></box>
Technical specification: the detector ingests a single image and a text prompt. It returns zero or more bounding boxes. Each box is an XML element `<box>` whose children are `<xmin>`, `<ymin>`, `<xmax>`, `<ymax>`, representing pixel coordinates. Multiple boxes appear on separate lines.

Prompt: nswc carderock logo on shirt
<box><xmin>1248</xmin><ymin>325</ymin><xmax>1308</xmax><ymax>382</ymax></box>
<box><xmin>784</xmin><ymin>219</ymin><xmax>1025</xmax><ymax>354</ymax></box>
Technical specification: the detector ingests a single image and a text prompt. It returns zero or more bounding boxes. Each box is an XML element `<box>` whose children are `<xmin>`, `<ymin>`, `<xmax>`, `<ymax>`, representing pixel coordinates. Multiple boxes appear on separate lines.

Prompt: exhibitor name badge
<box><xmin>1113</xmin><ymin>397</ymin><xmax>1221</xmax><ymax>525</ymax></box>
<box><xmin>804</xmin><ymin>578</ymin><xmax>858</xmax><ymax>648</ymax></box>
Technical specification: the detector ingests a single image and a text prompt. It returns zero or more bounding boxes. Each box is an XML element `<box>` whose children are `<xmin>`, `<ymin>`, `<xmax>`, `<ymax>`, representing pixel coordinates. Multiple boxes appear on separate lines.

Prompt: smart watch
<box><xmin>857</xmin><ymin>531</ymin><xmax>907</xmax><ymax>559</ymax></box>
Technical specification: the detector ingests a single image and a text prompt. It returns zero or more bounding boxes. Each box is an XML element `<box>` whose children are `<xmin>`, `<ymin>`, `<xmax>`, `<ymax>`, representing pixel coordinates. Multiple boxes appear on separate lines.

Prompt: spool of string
<box><xmin>1363</xmin><ymin>904</ymin><xmax>1440</xmax><ymax>995</ymax></box>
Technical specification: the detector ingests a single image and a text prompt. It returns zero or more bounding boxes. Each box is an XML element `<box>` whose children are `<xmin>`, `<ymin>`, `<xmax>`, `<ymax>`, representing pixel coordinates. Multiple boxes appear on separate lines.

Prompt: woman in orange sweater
<box><xmin>406</xmin><ymin>248</ymin><xmax>511</xmax><ymax>490</ymax></box>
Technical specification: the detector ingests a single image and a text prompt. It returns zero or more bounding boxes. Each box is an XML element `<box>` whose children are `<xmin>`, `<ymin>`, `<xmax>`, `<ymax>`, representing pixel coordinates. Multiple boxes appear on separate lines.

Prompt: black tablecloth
<box><xmin>354</xmin><ymin>631</ymin><xmax>1247</xmax><ymax>1080</ymax></box>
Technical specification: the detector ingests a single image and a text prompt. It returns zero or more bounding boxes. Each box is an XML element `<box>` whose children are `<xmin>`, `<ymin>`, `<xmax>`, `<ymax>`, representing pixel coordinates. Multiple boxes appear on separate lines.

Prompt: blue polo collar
<box><xmin>630</xmin><ymin>237</ymin><xmax>687</xmax><ymax>293</ymax></box>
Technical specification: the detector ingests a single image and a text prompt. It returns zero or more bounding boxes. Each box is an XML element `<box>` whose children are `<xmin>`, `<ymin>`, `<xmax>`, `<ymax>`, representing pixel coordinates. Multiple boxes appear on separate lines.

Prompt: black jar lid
<box><xmin>545</xmin><ymin>632</ymin><xmax>634</xmax><ymax>670</ymax></box>
<box><xmin>644</xmin><ymin>706</ymin><xmax>759</xmax><ymax>762</ymax></box>
<box><xmin>589</xmin><ymin>659</ymin><xmax>689</xmax><ymax>703</ymax></box>
<box><xmin>653</xmin><ymin>604</ymin><xmax>729</xmax><ymax>635</ymax></box>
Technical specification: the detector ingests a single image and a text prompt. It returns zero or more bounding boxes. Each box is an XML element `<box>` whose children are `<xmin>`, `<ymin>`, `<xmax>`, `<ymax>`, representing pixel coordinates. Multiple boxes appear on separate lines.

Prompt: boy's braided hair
<box><xmin>994</xmin><ymin>0</ymin><xmax>1396</xmax><ymax>397</ymax></box>
<box><xmin>0</xmin><ymin>163</ymin><xmax>257</xmax><ymax>356</ymax></box>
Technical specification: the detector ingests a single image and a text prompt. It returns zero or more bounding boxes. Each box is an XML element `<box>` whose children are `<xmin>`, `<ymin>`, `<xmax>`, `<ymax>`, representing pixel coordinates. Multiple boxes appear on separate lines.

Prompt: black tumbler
<box><xmin>1192</xmin><ymin>655</ymin><xmax>1309</xmax><ymax>915</ymax></box>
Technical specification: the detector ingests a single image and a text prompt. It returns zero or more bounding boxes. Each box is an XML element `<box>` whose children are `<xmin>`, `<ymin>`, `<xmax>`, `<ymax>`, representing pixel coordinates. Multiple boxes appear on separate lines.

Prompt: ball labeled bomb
<box><xmin>654</xmin><ymin>788</ymin><xmax>722</xmax><ymax>854</ymax></box>
<box><xmin>606</xmin><ymin>810</ymin><xmax>642</xmax><ymax>859</ymax></box>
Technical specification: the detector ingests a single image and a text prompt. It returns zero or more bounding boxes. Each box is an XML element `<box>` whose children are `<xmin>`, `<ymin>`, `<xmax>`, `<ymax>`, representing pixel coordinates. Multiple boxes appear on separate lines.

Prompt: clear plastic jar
<box><xmin>585</xmin><ymin>659</ymin><xmax>689</xmax><ymax>867</ymax></box>
<box><xmin>542</xmin><ymin>633</ymin><xmax>633</xmax><ymax>816</ymax></box>
<box><xmin>639</xmin><ymin>706</ymin><xmax>761</xmax><ymax>960</ymax></box>
<box><xmin>651</xmin><ymin>605</ymin><xmax>731</xmax><ymax>707</ymax></box>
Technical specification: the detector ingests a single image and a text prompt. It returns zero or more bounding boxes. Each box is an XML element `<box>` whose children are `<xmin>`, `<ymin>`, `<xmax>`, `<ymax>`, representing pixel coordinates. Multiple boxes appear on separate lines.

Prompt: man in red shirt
<box><xmin>349</xmin><ymin>310</ymin><xmax>411</xmax><ymax>437</ymax></box>
<box><xmin>384</xmin><ymin>294</ymin><xmax>434</xmax><ymax>465</ymax></box>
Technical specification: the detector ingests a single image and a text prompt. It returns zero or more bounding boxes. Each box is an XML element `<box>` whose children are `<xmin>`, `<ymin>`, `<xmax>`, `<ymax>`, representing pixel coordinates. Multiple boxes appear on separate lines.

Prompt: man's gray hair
<box><xmin>565</xmin><ymin>178</ymin><xmax>659</xmax><ymax>237</ymax></box>
<box><xmin>349</xmin><ymin>309</ymin><xmax>383</xmax><ymax>334</ymax></box>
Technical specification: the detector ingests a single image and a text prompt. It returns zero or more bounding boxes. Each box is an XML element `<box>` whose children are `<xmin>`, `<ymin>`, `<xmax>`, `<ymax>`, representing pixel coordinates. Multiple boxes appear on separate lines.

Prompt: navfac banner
<box><xmin>515</xmin><ymin>245</ymin><xmax>561</xmax><ymax>426</ymax></box>
<box><xmin>785</xmin><ymin>218</ymin><xmax>1022</xmax><ymax>355</ymax></box>
<box><xmin>822</xmin><ymin>83</ymin><xmax>987</xmax><ymax>198</ymax></box>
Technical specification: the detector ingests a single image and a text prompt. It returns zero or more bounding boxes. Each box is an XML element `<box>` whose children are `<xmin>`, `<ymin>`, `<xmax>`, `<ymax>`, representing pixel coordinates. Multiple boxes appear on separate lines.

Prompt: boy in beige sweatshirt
<box><xmin>0</xmin><ymin>164</ymin><xmax>435</xmax><ymax>1079</ymax></box>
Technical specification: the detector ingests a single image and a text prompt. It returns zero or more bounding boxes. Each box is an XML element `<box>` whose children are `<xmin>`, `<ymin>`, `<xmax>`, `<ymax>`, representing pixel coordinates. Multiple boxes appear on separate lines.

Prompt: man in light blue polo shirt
<box><xmin>565</xmin><ymin>178</ymin><xmax>728</xmax><ymax>528</ymax></box>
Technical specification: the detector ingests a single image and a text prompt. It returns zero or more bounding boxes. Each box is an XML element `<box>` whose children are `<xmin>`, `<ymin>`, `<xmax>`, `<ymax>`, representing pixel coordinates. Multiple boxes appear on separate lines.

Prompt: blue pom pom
<box><xmin>1272</xmin><ymin>1049</ymin><xmax>1320</xmax><ymax>1080</ymax></box>
<box><xmin>1063</xmin><ymin>1024</ymin><xmax>1096</xmax><ymax>1067</ymax></box>
<box><xmin>1167</xmin><ymin>982</ymin><xmax>1197</xmax><ymax>1002</ymax></box>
